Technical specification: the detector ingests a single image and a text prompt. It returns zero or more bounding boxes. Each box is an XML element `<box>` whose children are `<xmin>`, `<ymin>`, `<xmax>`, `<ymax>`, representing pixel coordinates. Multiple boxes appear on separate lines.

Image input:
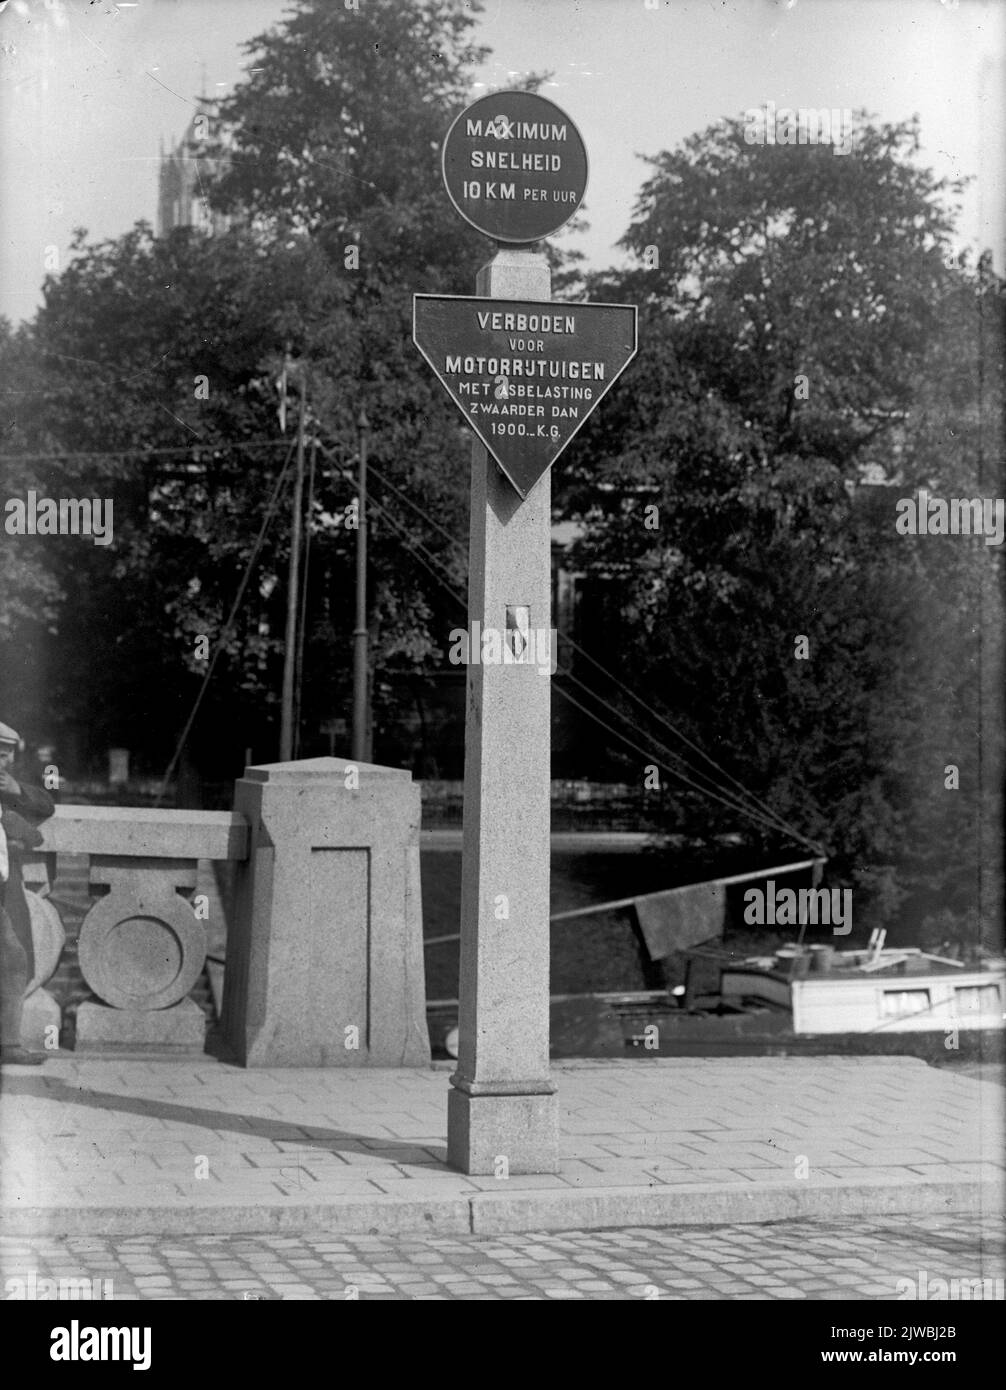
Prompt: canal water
<box><xmin>422</xmin><ymin>832</ymin><xmax>682</xmax><ymax>1002</ymax></box>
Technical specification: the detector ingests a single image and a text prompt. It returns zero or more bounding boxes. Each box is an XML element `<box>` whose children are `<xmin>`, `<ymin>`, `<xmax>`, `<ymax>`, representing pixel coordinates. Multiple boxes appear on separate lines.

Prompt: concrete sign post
<box><xmin>449</xmin><ymin>247</ymin><xmax>557</xmax><ymax>1176</ymax></box>
<box><xmin>415</xmin><ymin>92</ymin><xmax>636</xmax><ymax>1175</ymax></box>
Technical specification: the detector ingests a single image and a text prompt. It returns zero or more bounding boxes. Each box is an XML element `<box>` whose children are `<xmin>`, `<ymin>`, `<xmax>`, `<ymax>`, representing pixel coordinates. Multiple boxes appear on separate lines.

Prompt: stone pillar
<box><xmin>447</xmin><ymin>247</ymin><xmax>559</xmax><ymax>1174</ymax></box>
<box><xmin>221</xmin><ymin>757</ymin><xmax>429</xmax><ymax>1068</ymax></box>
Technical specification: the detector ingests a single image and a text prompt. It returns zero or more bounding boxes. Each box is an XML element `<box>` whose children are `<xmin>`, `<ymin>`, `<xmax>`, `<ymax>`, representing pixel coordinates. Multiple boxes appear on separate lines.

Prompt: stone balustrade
<box><xmin>20</xmin><ymin>760</ymin><xmax>430</xmax><ymax>1068</ymax></box>
<box><xmin>24</xmin><ymin>806</ymin><xmax>248</xmax><ymax>1053</ymax></box>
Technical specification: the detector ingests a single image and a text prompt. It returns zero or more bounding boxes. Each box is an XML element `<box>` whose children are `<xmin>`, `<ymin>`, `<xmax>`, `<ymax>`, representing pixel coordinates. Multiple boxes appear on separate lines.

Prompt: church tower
<box><xmin>156</xmin><ymin>92</ymin><xmax>231</xmax><ymax>237</ymax></box>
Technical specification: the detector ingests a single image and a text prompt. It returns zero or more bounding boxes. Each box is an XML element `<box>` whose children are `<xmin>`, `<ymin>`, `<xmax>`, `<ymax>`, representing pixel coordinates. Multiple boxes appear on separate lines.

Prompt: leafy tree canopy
<box><xmin>557</xmin><ymin>114</ymin><xmax>1004</xmax><ymax>938</ymax></box>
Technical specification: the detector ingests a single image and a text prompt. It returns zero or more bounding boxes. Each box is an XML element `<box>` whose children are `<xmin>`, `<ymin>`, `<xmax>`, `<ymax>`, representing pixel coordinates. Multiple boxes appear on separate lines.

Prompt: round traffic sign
<box><xmin>442</xmin><ymin>90</ymin><xmax>588</xmax><ymax>244</ymax></box>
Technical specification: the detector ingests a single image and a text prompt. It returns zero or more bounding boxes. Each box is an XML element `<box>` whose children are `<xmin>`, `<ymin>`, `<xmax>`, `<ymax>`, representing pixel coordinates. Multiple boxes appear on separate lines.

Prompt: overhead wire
<box><xmin>96</xmin><ymin>422</ymin><xmax>822</xmax><ymax>853</ymax></box>
<box><xmin>318</xmin><ymin>443</ymin><xmax>468</xmax><ymax>612</ymax></box>
<box><xmin>350</xmin><ymin>467</ymin><xmax>817</xmax><ymax>848</ymax></box>
<box><xmin>325</xmin><ymin>444</ymin><xmax>820</xmax><ymax>851</ymax></box>
<box><xmin>560</xmin><ymin>659</ymin><xmax>824</xmax><ymax>851</ymax></box>
<box><xmin>354</xmin><ymin>449</ymin><xmax>824</xmax><ymax>852</ymax></box>
<box><xmin>554</xmin><ymin>677</ymin><xmax>818</xmax><ymax>848</ymax></box>
<box><xmin>292</xmin><ymin>436</ymin><xmax>318</xmax><ymax>757</ymax></box>
<box><xmin>0</xmin><ymin>439</ymin><xmax>294</xmax><ymax>465</ymax></box>
<box><xmin>153</xmin><ymin>437</ymin><xmax>297</xmax><ymax>805</ymax></box>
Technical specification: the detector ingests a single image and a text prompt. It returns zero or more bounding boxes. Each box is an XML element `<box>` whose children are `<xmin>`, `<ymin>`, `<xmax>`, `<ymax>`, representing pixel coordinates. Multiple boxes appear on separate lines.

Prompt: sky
<box><xmin>1</xmin><ymin>0</ymin><xmax>1004</xmax><ymax>324</ymax></box>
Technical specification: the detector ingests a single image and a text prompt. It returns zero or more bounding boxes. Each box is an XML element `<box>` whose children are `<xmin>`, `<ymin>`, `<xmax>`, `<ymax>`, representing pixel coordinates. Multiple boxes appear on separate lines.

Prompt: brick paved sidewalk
<box><xmin>1</xmin><ymin>1056</ymin><xmax>1002</xmax><ymax>1236</ymax></box>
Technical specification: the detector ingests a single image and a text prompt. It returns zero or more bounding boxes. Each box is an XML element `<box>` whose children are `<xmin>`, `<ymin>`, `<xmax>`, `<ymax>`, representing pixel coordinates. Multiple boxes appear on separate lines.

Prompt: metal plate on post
<box><xmin>442</xmin><ymin>90</ymin><xmax>588</xmax><ymax>244</ymax></box>
<box><xmin>413</xmin><ymin>294</ymin><xmax>637</xmax><ymax>499</ymax></box>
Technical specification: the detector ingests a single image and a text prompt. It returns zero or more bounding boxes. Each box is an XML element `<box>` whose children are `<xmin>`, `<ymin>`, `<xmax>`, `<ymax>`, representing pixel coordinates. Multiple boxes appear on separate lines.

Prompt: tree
<box><xmin>558</xmin><ymin>114</ymin><xmax>1005</xmax><ymax>938</ymax></box>
<box><xmin>0</xmin><ymin>0</ymin><xmax>522</xmax><ymax>786</ymax></box>
<box><xmin>0</xmin><ymin>321</ymin><xmax>63</xmax><ymax>643</ymax></box>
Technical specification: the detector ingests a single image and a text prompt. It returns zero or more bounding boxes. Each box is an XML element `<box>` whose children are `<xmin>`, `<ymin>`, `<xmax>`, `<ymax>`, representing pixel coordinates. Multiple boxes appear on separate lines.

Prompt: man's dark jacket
<box><xmin>1</xmin><ymin>781</ymin><xmax>54</xmax><ymax>977</ymax></box>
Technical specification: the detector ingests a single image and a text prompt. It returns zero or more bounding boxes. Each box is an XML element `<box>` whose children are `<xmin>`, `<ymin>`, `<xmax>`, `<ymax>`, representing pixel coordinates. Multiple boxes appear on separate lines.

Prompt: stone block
<box><xmin>221</xmin><ymin>757</ymin><xmax>429</xmax><ymax>1068</ymax></box>
<box><xmin>447</xmin><ymin>1087</ymin><xmax>560</xmax><ymax>1175</ymax></box>
<box><xmin>21</xmin><ymin>988</ymin><xmax>61</xmax><ymax>1051</ymax></box>
<box><xmin>74</xmin><ymin>997</ymin><xmax>205</xmax><ymax>1054</ymax></box>
<box><xmin>39</xmin><ymin>807</ymin><xmax>248</xmax><ymax>860</ymax></box>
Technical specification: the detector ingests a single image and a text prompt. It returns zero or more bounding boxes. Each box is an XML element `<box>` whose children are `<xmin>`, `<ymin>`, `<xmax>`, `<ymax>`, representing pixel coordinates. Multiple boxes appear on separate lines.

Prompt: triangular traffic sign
<box><xmin>414</xmin><ymin>295</ymin><xmax>637</xmax><ymax>499</ymax></box>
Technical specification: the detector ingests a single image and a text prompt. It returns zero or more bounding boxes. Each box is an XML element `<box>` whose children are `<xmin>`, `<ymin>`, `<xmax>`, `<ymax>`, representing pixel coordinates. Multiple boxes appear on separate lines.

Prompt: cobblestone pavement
<box><xmin>2</xmin><ymin>1213</ymin><xmax>1003</xmax><ymax>1300</ymax></box>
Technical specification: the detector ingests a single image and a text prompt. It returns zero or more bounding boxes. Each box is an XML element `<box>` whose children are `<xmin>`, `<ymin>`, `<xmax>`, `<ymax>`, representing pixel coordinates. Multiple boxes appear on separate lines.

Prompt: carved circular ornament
<box><xmin>25</xmin><ymin>890</ymin><xmax>67</xmax><ymax>995</ymax></box>
<box><xmin>78</xmin><ymin>883</ymin><xmax>205</xmax><ymax>1011</ymax></box>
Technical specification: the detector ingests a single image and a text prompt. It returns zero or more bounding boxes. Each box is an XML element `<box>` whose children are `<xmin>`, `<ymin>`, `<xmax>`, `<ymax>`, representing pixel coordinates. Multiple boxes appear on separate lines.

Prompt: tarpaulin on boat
<box><xmin>635</xmin><ymin>880</ymin><xmax>728</xmax><ymax>960</ymax></box>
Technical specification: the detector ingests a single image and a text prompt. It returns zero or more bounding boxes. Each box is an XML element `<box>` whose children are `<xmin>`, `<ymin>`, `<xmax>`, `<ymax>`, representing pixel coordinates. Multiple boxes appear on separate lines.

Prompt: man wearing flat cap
<box><xmin>0</xmin><ymin>721</ymin><xmax>55</xmax><ymax>1065</ymax></box>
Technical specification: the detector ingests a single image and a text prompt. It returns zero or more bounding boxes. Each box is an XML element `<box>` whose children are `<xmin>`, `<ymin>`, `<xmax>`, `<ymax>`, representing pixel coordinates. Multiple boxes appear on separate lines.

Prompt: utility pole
<box><xmin>280</xmin><ymin>381</ymin><xmax>307</xmax><ymax>761</ymax></box>
<box><xmin>351</xmin><ymin>408</ymin><xmax>370</xmax><ymax>763</ymax></box>
<box><xmin>293</xmin><ymin>435</ymin><xmax>317</xmax><ymax>759</ymax></box>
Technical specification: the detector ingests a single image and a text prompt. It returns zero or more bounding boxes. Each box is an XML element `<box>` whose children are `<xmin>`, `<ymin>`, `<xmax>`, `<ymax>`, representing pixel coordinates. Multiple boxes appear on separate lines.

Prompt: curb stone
<box><xmin>3</xmin><ymin>1175</ymin><xmax>999</xmax><ymax>1239</ymax></box>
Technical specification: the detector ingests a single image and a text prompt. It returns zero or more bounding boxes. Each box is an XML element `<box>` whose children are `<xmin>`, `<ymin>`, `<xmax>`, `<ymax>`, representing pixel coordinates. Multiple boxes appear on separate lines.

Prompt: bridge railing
<box><xmin>23</xmin><ymin>807</ymin><xmax>248</xmax><ymax>1051</ymax></box>
<box><xmin>20</xmin><ymin>758</ymin><xmax>430</xmax><ymax>1068</ymax></box>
